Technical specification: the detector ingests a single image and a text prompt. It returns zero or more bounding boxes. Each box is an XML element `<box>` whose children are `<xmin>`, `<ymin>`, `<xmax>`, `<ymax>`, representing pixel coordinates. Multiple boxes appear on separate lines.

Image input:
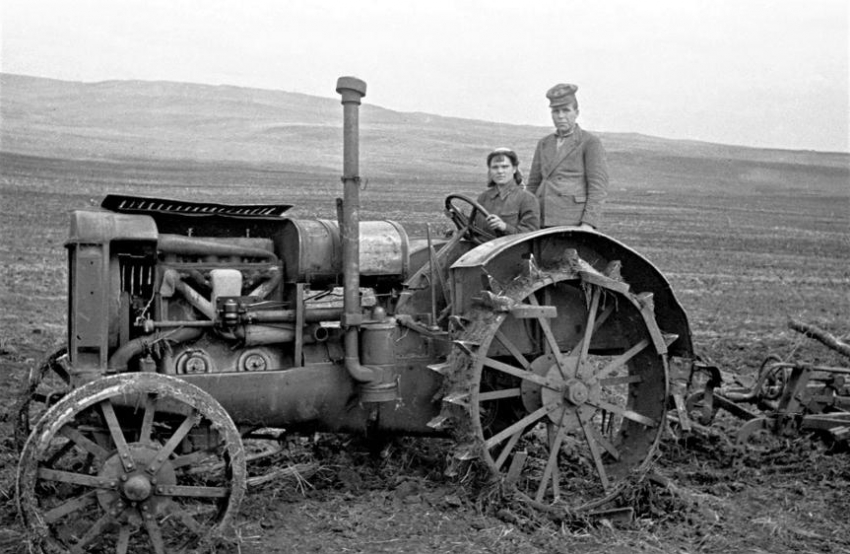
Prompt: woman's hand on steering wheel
<box><xmin>444</xmin><ymin>193</ymin><xmax>498</xmax><ymax>243</ymax></box>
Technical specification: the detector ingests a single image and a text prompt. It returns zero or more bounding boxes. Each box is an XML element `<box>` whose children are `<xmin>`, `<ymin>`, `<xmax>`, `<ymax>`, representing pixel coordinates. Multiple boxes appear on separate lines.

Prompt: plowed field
<box><xmin>1</xmin><ymin>153</ymin><xmax>848</xmax><ymax>553</ymax></box>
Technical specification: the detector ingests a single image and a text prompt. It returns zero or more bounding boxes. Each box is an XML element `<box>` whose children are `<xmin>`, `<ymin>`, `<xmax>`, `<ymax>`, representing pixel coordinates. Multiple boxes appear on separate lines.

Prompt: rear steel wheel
<box><xmin>440</xmin><ymin>269</ymin><xmax>669</xmax><ymax>511</ymax></box>
<box><xmin>17</xmin><ymin>372</ymin><xmax>246</xmax><ymax>554</ymax></box>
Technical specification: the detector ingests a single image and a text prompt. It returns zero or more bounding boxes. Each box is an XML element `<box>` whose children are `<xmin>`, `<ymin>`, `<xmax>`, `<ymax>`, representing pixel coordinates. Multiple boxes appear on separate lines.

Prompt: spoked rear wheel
<box><xmin>442</xmin><ymin>270</ymin><xmax>669</xmax><ymax>512</ymax></box>
<box><xmin>17</xmin><ymin>372</ymin><xmax>246</xmax><ymax>554</ymax></box>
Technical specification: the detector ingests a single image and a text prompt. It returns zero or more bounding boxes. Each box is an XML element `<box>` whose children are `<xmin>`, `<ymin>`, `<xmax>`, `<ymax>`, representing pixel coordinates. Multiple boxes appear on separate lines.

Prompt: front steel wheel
<box><xmin>17</xmin><ymin>372</ymin><xmax>246</xmax><ymax>554</ymax></box>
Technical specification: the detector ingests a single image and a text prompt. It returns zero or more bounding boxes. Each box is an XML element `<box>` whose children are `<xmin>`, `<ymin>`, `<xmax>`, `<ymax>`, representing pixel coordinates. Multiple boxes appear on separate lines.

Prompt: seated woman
<box><xmin>475</xmin><ymin>148</ymin><xmax>540</xmax><ymax>237</ymax></box>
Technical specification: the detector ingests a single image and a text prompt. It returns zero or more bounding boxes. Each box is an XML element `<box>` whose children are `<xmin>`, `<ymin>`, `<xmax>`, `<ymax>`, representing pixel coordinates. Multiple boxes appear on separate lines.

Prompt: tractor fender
<box><xmin>449</xmin><ymin>228</ymin><xmax>694</xmax><ymax>358</ymax></box>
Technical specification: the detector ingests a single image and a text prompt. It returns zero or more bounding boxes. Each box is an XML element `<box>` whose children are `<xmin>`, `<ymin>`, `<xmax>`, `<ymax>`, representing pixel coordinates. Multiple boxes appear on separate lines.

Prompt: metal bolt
<box><xmin>120</xmin><ymin>474</ymin><xmax>129</xmax><ymax>482</ymax></box>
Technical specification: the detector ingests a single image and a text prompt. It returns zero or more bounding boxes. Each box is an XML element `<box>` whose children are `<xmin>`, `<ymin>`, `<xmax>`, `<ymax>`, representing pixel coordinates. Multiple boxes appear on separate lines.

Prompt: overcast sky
<box><xmin>2</xmin><ymin>0</ymin><xmax>848</xmax><ymax>152</ymax></box>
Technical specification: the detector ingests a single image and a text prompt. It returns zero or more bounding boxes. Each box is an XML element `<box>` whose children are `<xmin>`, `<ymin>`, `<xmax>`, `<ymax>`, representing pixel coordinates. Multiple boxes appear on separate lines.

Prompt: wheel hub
<box><xmin>122</xmin><ymin>474</ymin><xmax>152</xmax><ymax>501</ymax></box>
<box><xmin>564</xmin><ymin>379</ymin><xmax>589</xmax><ymax>405</ymax></box>
<box><xmin>539</xmin><ymin>357</ymin><xmax>600</xmax><ymax>426</ymax></box>
<box><xmin>97</xmin><ymin>443</ymin><xmax>177</xmax><ymax>520</ymax></box>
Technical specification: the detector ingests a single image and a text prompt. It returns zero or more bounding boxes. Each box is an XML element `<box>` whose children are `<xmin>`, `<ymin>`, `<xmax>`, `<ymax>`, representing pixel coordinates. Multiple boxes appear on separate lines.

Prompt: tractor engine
<box><xmin>65</xmin><ymin>194</ymin><xmax>410</xmax><ymax>379</ymax></box>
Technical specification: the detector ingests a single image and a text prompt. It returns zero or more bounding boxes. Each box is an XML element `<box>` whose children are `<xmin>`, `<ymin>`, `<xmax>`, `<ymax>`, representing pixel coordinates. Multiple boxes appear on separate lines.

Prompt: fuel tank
<box><xmin>277</xmin><ymin>219</ymin><xmax>409</xmax><ymax>285</ymax></box>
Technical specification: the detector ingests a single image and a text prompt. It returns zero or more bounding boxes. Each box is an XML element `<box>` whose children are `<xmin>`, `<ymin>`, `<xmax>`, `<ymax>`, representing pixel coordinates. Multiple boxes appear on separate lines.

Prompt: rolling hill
<box><xmin>1</xmin><ymin>73</ymin><xmax>847</xmax><ymax>195</ymax></box>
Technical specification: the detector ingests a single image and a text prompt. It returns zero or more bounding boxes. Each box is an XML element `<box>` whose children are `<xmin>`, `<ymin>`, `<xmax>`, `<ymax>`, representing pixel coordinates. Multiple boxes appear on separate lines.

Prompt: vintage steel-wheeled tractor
<box><xmin>16</xmin><ymin>77</ymin><xmax>694</xmax><ymax>553</ymax></box>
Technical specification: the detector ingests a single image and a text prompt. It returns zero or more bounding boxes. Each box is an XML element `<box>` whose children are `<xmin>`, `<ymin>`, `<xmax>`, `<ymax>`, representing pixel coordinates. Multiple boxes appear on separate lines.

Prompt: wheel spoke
<box><xmin>599</xmin><ymin>374</ymin><xmax>643</xmax><ymax>387</ymax></box>
<box><xmin>171</xmin><ymin>449</ymin><xmax>220</xmax><ymax>470</ymax></box>
<box><xmin>157</xmin><ymin>484</ymin><xmax>230</xmax><ymax>498</ymax></box>
<box><xmin>577</xmin><ymin>287</ymin><xmax>601</xmax><ymax>364</ymax></box>
<box><xmin>535</xmin><ymin>408</ymin><xmax>569</xmax><ymax>502</ymax></box>
<box><xmin>44</xmin><ymin>437</ymin><xmax>80</xmax><ymax>468</ymax></box>
<box><xmin>147</xmin><ymin>412</ymin><xmax>200</xmax><ymax>474</ymax></box>
<box><xmin>591</xmin><ymin>399</ymin><xmax>658</xmax><ymax>428</ymax></box>
<box><xmin>181</xmin><ymin>513</ymin><xmax>206</xmax><ymax>535</ymax></box>
<box><xmin>593</xmin><ymin>339</ymin><xmax>650</xmax><ymax>382</ymax></box>
<box><xmin>116</xmin><ymin>525</ymin><xmax>131</xmax><ymax>554</ymax></box>
<box><xmin>547</xmin><ymin>423</ymin><xmax>560</xmax><ymax>500</ymax></box>
<box><xmin>139</xmin><ymin>394</ymin><xmax>157</xmax><ymax>444</ymax></box>
<box><xmin>143</xmin><ymin>513</ymin><xmax>167</xmax><ymax>554</ymax></box>
<box><xmin>527</xmin><ymin>293</ymin><xmax>566</xmax><ymax>373</ymax></box>
<box><xmin>68</xmin><ymin>511</ymin><xmax>112</xmax><ymax>554</ymax></box>
<box><xmin>481</xmin><ymin>356</ymin><xmax>555</xmax><ymax>389</ymax></box>
<box><xmin>100</xmin><ymin>400</ymin><xmax>133</xmax><ymax>471</ymax></box>
<box><xmin>484</xmin><ymin>404</ymin><xmax>556</xmax><ymax>449</ymax></box>
<box><xmin>582</xmin><ymin>417</ymin><xmax>621</xmax><ymax>461</ymax></box>
<box><xmin>43</xmin><ymin>490</ymin><xmax>97</xmax><ymax>524</ymax></box>
<box><xmin>578</xmin><ymin>411</ymin><xmax>610</xmax><ymax>490</ymax></box>
<box><xmin>58</xmin><ymin>425</ymin><xmax>109</xmax><ymax>462</ymax></box>
<box><xmin>162</xmin><ymin>501</ymin><xmax>205</xmax><ymax>534</ymax></box>
<box><xmin>175</xmin><ymin>511</ymin><xmax>204</xmax><ymax>535</ymax></box>
<box><xmin>38</xmin><ymin>468</ymin><xmax>113</xmax><ymax>489</ymax></box>
<box><xmin>479</xmin><ymin>388</ymin><xmax>521</xmax><ymax>402</ymax></box>
<box><xmin>494</xmin><ymin>429</ymin><xmax>523</xmax><ymax>471</ymax></box>
<box><xmin>494</xmin><ymin>329</ymin><xmax>531</xmax><ymax>370</ymax></box>
<box><xmin>594</xmin><ymin>303</ymin><xmax>614</xmax><ymax>330</ymax></box>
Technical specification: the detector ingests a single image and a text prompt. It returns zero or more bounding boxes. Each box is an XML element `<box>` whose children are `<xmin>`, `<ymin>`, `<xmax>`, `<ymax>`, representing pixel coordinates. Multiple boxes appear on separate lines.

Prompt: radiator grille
<box><xmin>120</xmin><ymin>257</ymin><xmax>156</xmax><ymax>298</ymax></box>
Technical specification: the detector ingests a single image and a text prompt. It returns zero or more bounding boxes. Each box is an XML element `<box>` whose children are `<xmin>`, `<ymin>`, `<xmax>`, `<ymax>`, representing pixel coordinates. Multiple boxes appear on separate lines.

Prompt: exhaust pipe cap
<box><xmin>336</xmin><ymin>76</ymin><xmax>367</xmax><ymax>102</ymax></box>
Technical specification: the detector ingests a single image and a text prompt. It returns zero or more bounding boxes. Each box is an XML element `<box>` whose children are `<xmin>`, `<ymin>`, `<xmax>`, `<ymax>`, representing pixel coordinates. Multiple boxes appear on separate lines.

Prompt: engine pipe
<box><xmin>108</xmin><ymin>327</ymin><xmax>203</xmax><ymax>371</ymax></box>
<box><xmin>248</xmin><ymin>268</ymin><xmax>282</xmax><ymax>299</ymax></box>
<box><xmin>336</xmin><ymin>76</ymin><xmax>380</xmax><ymax>385</ymax></box>
<box><xmin>158</xmin><ymin>234</ymin><xmax>277</xmax><ymax>261</ymax></box>
<box><xmin>249</xmin><ymin>307</ymin><xmax>344</xmax><ymax>323</ymax></box>
<box><xmin>160</xmin><ymin>269</ymin><xmax>216</xmax><ymax>319</ymax></box>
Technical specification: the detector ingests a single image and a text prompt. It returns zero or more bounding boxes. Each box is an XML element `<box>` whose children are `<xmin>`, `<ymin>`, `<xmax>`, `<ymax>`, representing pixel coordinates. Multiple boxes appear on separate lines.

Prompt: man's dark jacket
<box><xmin>526</xmin><ymin>125</ymin><xmax>608</xmax><ymax>228</ymax></box>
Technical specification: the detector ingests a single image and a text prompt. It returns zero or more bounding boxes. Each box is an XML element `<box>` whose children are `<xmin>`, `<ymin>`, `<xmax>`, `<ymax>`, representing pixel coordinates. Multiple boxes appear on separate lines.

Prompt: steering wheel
<box><xmin>445</xmin><ymin>193</ymin><xmax>497</xmax><ymax>244</ymax></box>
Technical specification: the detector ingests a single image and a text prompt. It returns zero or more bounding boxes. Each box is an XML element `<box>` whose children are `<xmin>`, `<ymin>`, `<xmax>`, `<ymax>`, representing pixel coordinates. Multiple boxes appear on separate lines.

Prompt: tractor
<box><xmin>15</xmin><ymin>77</ymin><xmax>695</xmax><ymax>553</ymax></box>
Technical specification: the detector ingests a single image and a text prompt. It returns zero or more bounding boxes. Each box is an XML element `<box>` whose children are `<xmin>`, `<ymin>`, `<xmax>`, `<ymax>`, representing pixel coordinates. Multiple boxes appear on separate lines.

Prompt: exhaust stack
<box><xmin>335</xmin><ymin>76</ymin><xmax>396</xmax><ymax>402</ymax></box>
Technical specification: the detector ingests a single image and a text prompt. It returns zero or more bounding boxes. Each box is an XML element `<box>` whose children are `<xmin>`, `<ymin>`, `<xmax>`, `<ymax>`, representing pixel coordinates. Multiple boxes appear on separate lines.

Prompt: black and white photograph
<box><xmin>1</xmin><ymin>1</ymin><xmax>848</xmax><ymax>553</ymax></box>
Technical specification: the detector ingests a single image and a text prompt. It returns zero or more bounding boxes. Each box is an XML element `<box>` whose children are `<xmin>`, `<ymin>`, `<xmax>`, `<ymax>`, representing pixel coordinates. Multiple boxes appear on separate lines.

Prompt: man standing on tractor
<box><xmin>526</xmin><ymin>83</ymin><xmax>609</xmax><ymax>230</ymax></box>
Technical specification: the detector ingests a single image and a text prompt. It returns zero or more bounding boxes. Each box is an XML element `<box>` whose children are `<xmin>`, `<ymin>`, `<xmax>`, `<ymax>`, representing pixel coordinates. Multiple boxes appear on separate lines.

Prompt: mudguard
<box><xmin>449</xmin><ymin>228</ymin><xmax>694</xmax><ymax>358</ymax></box>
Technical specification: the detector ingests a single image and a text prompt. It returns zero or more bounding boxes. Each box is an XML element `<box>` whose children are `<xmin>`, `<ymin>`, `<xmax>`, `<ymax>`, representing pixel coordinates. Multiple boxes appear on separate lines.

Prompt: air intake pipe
<box><xmin>336</xmin><ymin>76</ymin><xmax>382</xmax><ymax>385</ymax></box>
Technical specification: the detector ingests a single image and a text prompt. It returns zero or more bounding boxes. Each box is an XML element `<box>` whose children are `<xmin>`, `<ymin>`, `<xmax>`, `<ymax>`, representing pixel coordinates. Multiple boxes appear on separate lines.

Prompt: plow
<box><xmin>9</xmin><ymin>75</ymin><xmax>842</xmax><ymax>554</ymax></box>
<box><xmin>676</xmin><ymin>319</ymin><xmax>850</xmax><ymax>450</ymax></box>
